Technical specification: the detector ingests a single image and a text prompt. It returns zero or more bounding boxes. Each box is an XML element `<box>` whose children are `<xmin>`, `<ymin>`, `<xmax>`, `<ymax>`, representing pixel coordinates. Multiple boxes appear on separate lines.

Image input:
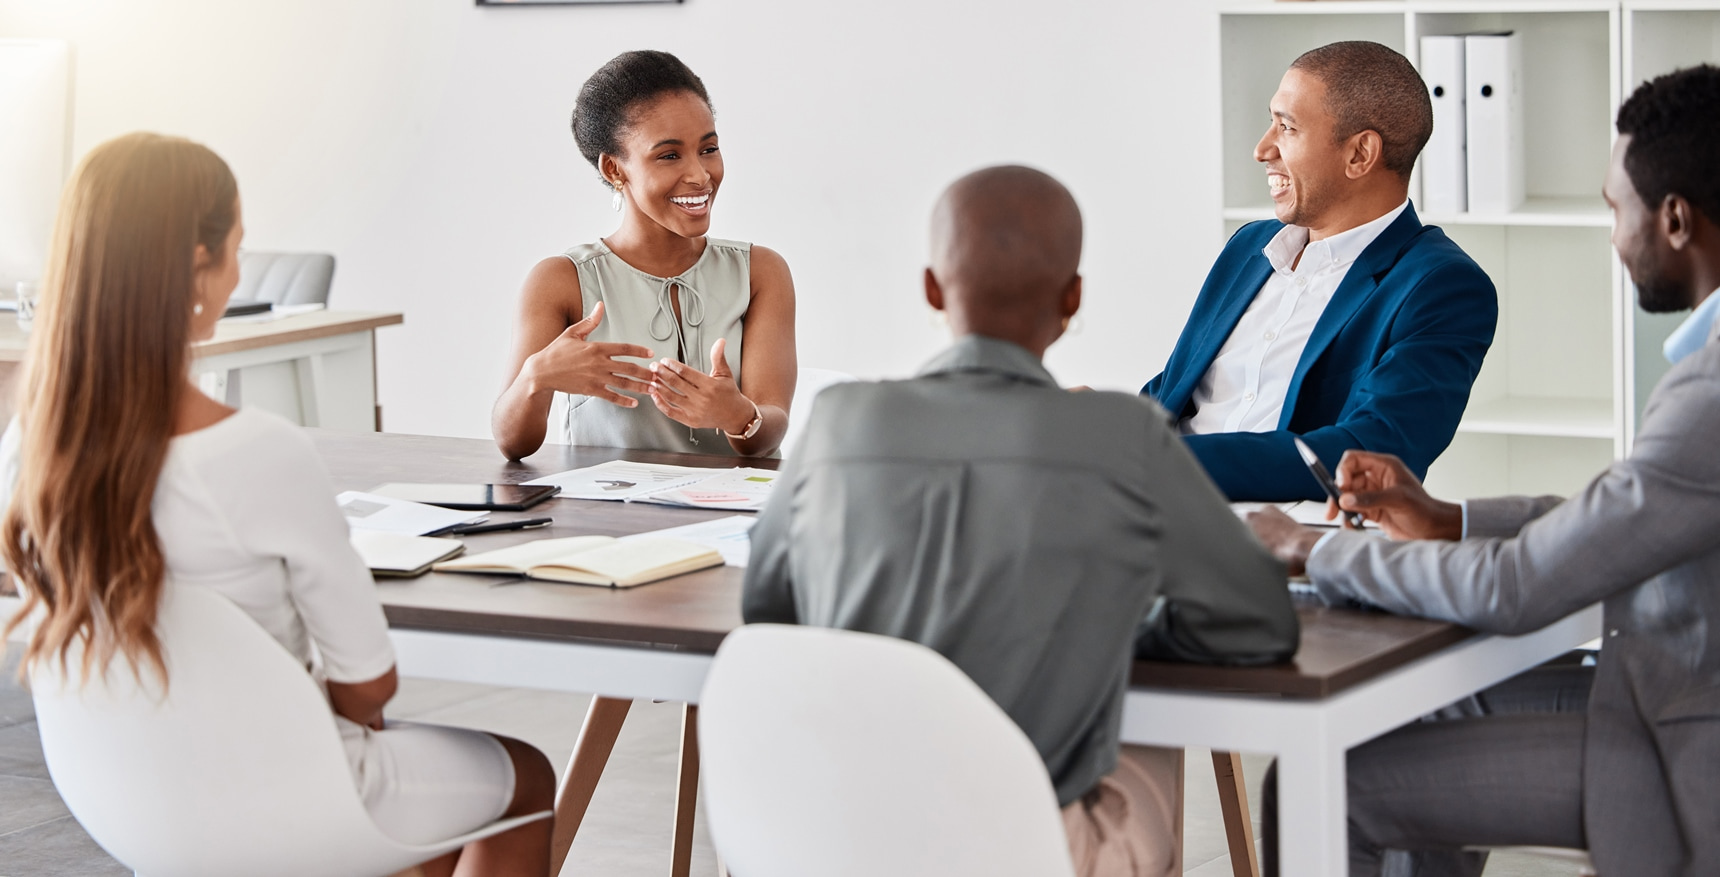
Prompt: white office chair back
<box><xmin>29</xmin><ymin>582</ymin><xmax>545</xmax><ymax>877</ymax></box>
<box><xmin>780</xmin><ymin>366</ymin><xmax>856</xmax><ymax>459</ymax></box>
<box><xmin>699</xmin><ymin>624</ymin><xmax>1076</xmax><ymax>877</ymax></box>
<box><xmin>236</xmin><ymin>251</ymin><xmax>336</xmax><ymax>306</ymax></box>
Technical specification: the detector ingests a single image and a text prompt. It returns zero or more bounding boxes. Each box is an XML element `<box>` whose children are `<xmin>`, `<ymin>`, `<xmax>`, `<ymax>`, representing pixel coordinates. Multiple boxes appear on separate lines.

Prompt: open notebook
<box><xmin>432</xmin><ymin>535</ymin><xmax>723</xmax><ymax>588</ymax></box>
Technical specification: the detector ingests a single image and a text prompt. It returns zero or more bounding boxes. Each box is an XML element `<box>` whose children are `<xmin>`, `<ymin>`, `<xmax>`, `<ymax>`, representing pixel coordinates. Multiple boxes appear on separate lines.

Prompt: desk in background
<box><xmin>0</xmin><ymin>309</ymin><xmax>402</xmax><ymax>430</ymax></box>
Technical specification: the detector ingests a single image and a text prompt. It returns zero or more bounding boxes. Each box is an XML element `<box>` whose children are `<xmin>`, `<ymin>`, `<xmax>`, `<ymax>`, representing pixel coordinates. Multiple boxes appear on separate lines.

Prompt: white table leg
<box><xmin>1275</xmin><ymin>735</ymin><xmax>1347</xmax><ymax>877</ymax></box>
<box><xmin>294</xmin><ymin>353</ymin><xmax>325</xmax><ymax>428</ymax></box>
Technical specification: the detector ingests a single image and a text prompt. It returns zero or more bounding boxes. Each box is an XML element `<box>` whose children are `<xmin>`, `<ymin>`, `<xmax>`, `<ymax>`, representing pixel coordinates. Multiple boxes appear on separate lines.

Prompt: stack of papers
<box><xmin>525</xmin><ymin>461</ymin><xmax>779</xmax><ymax>512</ymax></box>
<box><xmin>339</xmin><ymin>491</ymin><xmax>487</xmax><ymax>536</ymax></box>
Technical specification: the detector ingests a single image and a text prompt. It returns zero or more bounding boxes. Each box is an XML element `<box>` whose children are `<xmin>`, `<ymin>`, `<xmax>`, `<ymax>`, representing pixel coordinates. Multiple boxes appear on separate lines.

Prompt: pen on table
<box><xmin>438</xmin><ymin>517</ymin><xmax>553</xmax><ymax>536</ymax></box>
<box><xmin>1291</xmin><ymin>437</ymin><xmax>1366</xmax><ymax>530</ymax></box>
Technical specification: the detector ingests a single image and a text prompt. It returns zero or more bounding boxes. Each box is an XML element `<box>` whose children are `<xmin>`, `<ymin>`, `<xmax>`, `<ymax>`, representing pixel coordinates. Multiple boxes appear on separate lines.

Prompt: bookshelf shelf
<box><xmin>1457</xmin><ymin>396</ymin><xmax>1615</xmax><ymax>438</ymax></box>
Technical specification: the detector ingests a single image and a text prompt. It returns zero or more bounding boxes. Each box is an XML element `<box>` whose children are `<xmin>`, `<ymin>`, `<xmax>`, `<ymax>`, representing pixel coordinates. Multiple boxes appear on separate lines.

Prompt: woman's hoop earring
<box><xmin>611</xmin><ymin>186</ymin><xmax>624</xmax><ymax>212</ymax></box>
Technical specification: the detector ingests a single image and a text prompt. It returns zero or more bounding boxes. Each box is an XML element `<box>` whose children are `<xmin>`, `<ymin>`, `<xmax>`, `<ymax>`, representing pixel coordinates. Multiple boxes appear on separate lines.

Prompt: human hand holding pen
<box><xmin>1327</xmin><ymin>450</ymin><xmax>1463</xmax><ymax>541</ymax></box>
<box><xmin>1292</xmin><ymin>437</ymin><xmax>1365</xmax><ymax>529</ymax></box>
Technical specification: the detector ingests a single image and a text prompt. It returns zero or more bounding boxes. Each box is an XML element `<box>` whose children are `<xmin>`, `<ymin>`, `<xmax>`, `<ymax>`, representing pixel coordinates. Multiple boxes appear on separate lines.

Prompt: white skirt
<box><xmin>337</xmin><ymin>717</ymin><xmax>516</xmax><ymax>845</ymax></box>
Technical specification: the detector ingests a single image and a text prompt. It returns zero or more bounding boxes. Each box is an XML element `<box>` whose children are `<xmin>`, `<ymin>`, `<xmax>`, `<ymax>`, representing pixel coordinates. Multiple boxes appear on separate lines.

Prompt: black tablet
<box><xmin>368</xmin><ymin>483</ymin><xmax>561</xmax><ymax>512</ymax></box>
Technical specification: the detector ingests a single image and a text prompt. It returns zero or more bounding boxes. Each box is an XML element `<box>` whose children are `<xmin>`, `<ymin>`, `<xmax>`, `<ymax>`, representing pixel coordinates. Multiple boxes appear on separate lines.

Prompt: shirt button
<box><xmin>1608</xmin><ymin>629</ymin><xmax>1620</xmax><ymax>637</ymax></box>
<box><xmin>1244</xmin><ymin>392</ymin><xmax>1256</xmax><ymax>402</ymax></box>
<box><xmin>1264</xmin><ymin>331</ymin><xmax>1276</xmax><ymax>341</ymax></box>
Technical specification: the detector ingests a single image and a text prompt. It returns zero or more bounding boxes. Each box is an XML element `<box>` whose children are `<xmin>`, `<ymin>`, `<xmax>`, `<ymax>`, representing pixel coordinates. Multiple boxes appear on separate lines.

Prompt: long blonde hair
<box><xmin>2</xmin><ymin>132</ymin><xmax>237</xmax><ymax>683</ymax></box>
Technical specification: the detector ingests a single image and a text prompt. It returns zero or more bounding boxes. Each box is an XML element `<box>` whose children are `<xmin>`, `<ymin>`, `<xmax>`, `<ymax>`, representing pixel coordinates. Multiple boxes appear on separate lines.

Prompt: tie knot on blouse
<box><xmin>651</xmin><ymin>273</ymin><xmax>708</xmax><ymax>370</ymax></box>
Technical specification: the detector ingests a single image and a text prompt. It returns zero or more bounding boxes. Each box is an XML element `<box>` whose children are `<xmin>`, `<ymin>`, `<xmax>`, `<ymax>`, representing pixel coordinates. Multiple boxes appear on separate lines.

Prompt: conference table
<box><xmin>308</xmin><ymin>429</ymin><xmax>1602</xmax><ymax>877</ymax></box>
<box><xmin>0</xmin><ymin>428</ymin><xmax>1599</xmax><ymax>876</ymax></box>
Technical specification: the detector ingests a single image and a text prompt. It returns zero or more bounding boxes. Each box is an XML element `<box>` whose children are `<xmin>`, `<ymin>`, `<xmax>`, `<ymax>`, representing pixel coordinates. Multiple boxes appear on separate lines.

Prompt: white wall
<box><xmin>0</xmin><ymin>0</ymin><xmax>1227</xmax><ymax>440</ymax></box>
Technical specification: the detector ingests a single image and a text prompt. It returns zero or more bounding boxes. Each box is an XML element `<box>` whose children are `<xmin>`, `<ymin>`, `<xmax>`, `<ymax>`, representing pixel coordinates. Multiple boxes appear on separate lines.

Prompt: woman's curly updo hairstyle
<box><xmin>572</xmin><ymin>50</ymin><xmax>713</xmax><ymax>190</ymax></box>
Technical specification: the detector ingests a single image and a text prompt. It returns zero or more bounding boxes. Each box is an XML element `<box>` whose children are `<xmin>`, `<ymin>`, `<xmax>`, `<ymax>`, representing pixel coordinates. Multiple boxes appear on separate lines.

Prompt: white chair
<box><xmin>699</xmin><ymin>624</ymin><xmax>1077</xmax><ymax>877</ymax></box>
<box><xmin>780</xmin><ymin>366</ymin><xmax>856</xmax><ymax>459</ymax></box>
<box><xmin>208</xmin><ymin>252</ymin><xmax>337</xmax><ymax>407</ymax></box>
<box><xmin>236</xmin><ymin>251</ymin><xmax>336</xmax><ymax>306</ymax></box>
<box><xmin>29</xmin><ymin>583</ymin><xmax>550</xmax><ymax>877</ymax></box>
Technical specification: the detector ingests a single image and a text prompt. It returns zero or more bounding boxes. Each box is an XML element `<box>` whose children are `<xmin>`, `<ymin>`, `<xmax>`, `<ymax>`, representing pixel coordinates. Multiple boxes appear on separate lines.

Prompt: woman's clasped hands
<box><xmin>648</xmin><ymin>337</ymin><xmax>757</xmax><ymax>435</ymax></box>
<box><xmin>526</xmin><ymin>302</ymin><xmax>755</xmax><ymax>434</ymax></box>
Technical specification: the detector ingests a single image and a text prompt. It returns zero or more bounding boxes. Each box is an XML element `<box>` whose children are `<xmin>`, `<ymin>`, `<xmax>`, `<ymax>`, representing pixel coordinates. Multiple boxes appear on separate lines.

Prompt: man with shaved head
<box><xmin>745</xmin><ymin>166</ymin><xmax>1297</xmax><ymax>875</ymax></box>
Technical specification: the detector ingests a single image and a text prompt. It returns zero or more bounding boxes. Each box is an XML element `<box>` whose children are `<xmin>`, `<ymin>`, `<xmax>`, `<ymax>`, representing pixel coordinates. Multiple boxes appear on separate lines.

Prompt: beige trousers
<box><xmin>1061</xmin><ymin>745</ymin><xmax>1184</xmax><ymax>877</ymax></box>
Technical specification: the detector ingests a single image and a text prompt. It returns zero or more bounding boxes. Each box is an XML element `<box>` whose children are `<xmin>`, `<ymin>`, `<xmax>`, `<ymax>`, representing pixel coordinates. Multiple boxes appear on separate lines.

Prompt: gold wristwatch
<box><xmin>725</xmin><ymin>399</ymin><xmax>763</xmax><ymax>440</ymax></box>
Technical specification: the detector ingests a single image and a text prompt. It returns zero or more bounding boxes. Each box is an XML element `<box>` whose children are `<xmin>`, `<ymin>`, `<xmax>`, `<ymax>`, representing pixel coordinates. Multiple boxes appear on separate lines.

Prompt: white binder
<box><xmin>1465</xmin><ymin>32</ymin><xmax>1525</xmax><ymax>214</ymax></box>
<box><xmin>1419</xmin><ymin>36</ymin><xmax>1466</xmax><ymax>214</ymax></box>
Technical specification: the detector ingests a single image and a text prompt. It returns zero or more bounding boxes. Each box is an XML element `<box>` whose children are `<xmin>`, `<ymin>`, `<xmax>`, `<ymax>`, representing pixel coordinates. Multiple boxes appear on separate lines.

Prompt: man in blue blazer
<box><xmin>1144</xmin><ymin>41</ymin><xmax>1497</xmax><ymax>502</ymax></box>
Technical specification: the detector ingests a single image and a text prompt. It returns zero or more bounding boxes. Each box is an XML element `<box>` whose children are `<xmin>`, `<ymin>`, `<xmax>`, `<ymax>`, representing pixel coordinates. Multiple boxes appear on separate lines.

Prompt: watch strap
<box><xmin>726</xmin><ymin>399</ymin><xmax>764</xmax><ymax>440</ymax></box>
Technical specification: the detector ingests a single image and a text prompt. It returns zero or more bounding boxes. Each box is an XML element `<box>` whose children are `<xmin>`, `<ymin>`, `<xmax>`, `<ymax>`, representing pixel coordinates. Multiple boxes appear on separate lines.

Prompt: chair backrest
<box><xmin>780</xmin><ymin>367</ymin><xmax>856</xmax><ymax>459</ymax></box>
<box><xmin>236</xmin><ymin>251</ymin><xmax>336</xmax><ymax>306</ymax></box>
<box><xmin>699</xmin><ymin>624</ymin><xmax>1076</xmax><ymax>877</ymax></box>
<box><xmin>29</xmin><ymin>583</ymin><xmax>423</xmax><ymax>877</ymax></box>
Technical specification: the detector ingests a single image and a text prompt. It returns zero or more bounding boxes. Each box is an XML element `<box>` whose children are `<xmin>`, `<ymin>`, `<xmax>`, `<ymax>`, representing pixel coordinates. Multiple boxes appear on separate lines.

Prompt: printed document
<box><xmin>525</xmin><ymin>460</ymin><xmax>779</xmax><ymax>512</ymax></box>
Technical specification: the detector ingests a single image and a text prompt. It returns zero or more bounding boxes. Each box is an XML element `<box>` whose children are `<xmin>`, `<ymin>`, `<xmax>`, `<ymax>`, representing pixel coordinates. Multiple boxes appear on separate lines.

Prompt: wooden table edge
<box><xmin>1129</xmin><ymin>621</ymin><xmax>1475</xmax><ymax>699</ymax></box>
<box><xmin>382</xmin><ymin>606</ymin><xmax>729</xmax><ymax>653</ymax></box>
<box><xmin>195</xmin><ymin>311</ymin><xmax>404</xmax><ymax>358</ymax></box>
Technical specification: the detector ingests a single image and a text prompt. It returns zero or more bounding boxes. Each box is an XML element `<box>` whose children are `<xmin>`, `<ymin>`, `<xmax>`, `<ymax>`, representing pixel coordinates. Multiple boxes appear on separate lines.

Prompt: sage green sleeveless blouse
<box><xmin>559</xmin><ymin>238</ymin><xmax>751</xmax><ymax>455</ymax></box>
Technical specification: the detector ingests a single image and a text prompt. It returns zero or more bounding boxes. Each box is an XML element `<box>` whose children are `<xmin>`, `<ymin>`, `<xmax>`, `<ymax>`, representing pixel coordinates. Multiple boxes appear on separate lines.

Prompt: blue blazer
<box><xmin>1143</xmin><ymin>205</ymin><xmax>1497</xmax><ymax>502</ymax></box>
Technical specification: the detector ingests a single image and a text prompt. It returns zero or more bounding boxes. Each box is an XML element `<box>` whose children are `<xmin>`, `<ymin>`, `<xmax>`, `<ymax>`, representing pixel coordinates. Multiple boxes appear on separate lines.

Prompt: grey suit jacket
<box><xmin>745</xmin><ymin>335</ymin><xmax>1297</xmax><ymax>806</ymax></box>
<box><xmin>1310</xmin><ymin>327</ymin><xmax>1720</xmax><ymax>877</ymax></box>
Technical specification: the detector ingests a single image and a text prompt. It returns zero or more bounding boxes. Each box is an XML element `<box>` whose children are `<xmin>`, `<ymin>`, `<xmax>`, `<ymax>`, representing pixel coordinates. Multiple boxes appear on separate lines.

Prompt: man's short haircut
<box><xmin>1290</xmin><ymin>41</ymin><xmax>1434</xmax><ymax>180</ymax></box>
<box><xmin>1616</xmin><ymin>64</ymin><xmax>1720</xmax><ymax>225</ymax></box>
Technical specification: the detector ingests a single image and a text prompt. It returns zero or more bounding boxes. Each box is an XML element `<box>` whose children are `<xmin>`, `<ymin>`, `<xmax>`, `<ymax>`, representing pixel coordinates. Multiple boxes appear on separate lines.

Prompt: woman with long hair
<box><xmin>493</xmin><ymin>50</ymin><xmax>798</xmax><ymax>460</ymax></box>
<box><xmin>0</xmin><ymin>132</ymin><xmax>555</xmax><ymax>877</ymax></box>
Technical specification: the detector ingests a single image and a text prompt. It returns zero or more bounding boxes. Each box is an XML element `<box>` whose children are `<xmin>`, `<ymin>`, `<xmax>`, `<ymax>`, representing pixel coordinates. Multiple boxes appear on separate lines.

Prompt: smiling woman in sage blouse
<box><xmin>493</xmin><ymin>51</ymin><xmax>797</xmax><ymax>460</ymax></box>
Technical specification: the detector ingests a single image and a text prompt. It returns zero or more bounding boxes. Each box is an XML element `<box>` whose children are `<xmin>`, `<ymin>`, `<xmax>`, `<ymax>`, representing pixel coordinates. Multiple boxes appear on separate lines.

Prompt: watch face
<box><xmin>730</xmin><ymin>406</ymin><xmax>762</xmax><ymax>439</ymax></box>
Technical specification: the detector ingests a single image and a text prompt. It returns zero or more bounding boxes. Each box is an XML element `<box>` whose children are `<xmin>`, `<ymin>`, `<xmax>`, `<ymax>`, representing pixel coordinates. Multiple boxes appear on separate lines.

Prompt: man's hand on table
<box><xmin>1249</xmin><ymin>450</ymin><xmax>1467</xmax><ymax>575</ymax></box>
<box><xmin>1247</xmin><ymin>507</ymin><xmax>1326</xmax><ymax>577</ymax></box>
<box><xmin>1330</xmin><ymin>450</ymin><xmax>1463</xmax><ymax>541</ymax></box>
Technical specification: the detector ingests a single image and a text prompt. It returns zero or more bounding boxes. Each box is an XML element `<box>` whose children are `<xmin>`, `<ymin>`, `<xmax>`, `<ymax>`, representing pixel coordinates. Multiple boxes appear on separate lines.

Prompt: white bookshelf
<box><xmin>1216</xmin><ymin>1</ymin><xmax>1708</xmax><ymax>500</ymax></box>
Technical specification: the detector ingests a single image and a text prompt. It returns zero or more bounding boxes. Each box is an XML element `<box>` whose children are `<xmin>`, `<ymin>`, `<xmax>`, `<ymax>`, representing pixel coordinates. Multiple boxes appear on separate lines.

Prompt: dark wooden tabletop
<box><xmin>312</xmin><ymin>430</ymin><xmax>1473</xmax><ymax>700</ymax></box>
<box><xmin>312</xmin><ymin>430</ymin><xmax>764</xmax><ymax>653</ymax></box>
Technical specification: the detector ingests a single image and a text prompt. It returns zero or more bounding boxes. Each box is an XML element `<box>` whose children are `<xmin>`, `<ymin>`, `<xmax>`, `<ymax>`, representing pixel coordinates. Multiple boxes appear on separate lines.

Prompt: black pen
<box><xmin>1292</xmin><ymin>437</ymin><xmax>1365</xmax><ymax>529</ymax></box>
<box><xmin>438</xmin><ymin>517</ymin><xmax>554</xmax><ymax>536</ymax></box>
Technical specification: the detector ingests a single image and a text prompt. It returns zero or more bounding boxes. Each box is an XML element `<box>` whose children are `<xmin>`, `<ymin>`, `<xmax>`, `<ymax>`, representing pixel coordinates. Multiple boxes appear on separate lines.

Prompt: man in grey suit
<box><xmin>745</xmin><ymin>165</ymin><xmax>1298</xmax><ymax>876</ymax></box>
<box><xmin>1250</xmin><ymin>65</ymin><xmax>1720</xmax><ymax>877</ymax></box>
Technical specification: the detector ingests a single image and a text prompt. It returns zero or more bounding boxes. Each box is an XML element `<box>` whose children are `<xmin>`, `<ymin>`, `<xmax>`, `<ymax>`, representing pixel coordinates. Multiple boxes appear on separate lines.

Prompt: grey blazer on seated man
<box><xmin>744</xmin><ymin>335</ymin><xmax>1298</xmax><ymax>807</ymax></box>
<box><xmin>1307</xmin><ymin>321</ymin><xmax>1720</xmax><ymax>876</ymax></box>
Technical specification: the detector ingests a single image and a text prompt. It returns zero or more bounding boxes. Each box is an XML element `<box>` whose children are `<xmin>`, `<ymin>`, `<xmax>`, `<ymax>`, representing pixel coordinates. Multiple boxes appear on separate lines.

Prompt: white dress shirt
<box><xmin>1182</xmin><ymin>201</ymin><xmax>1410</xmax><ymax>436</ymax></box>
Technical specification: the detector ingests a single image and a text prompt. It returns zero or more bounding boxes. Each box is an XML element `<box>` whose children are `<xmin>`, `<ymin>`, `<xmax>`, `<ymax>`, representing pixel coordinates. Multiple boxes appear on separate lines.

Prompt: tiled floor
<box><xmin>0</xmin><ymin>652</ymin><xmax>1585</xmax><ymax>876</ymax></box>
